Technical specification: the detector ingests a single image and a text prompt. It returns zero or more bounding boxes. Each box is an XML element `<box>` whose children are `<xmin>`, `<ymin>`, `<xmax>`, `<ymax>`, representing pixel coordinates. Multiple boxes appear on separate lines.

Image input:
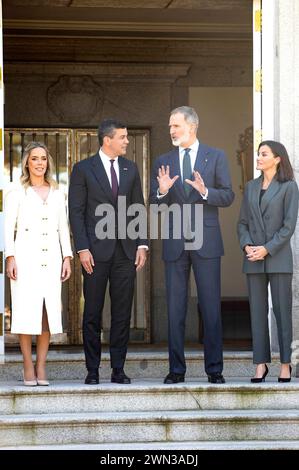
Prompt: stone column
<box><xmin>278</xmin><ymin>0</ymin><xmax>299</xmax><ymax>360</ymax></box>
<box><xmin>267</xmin><ymin>0</ymin><xmax>299</xmax><ymax>361</ymax></box>
<box><xmin>0</xmin><ymin>1</ymin><xmax>4</xmax><ymax>361</ymax></box>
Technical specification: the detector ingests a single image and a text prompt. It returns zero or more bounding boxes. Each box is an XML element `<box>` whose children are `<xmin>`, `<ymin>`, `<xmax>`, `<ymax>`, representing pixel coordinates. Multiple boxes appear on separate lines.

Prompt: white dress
<box><xmin>4</xmin><ymin>184</ymin><xmax>73</xmax><ymax>334</ymax></box>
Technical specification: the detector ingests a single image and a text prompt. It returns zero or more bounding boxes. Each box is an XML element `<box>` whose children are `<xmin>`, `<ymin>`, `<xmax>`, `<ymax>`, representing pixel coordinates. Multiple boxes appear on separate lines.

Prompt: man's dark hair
<box><xmin>98</xmin><ymin>119</ymin><xmax>127</xmax><ymax>146</ymax></box>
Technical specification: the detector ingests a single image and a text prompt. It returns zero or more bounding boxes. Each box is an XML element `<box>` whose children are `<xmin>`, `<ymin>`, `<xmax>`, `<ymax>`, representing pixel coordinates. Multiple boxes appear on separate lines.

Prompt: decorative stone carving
<box><xmin>47</xmin><ymin>75</ymin><xmax>103</xmax><ymax>124</ymax></box>
<box><xmin>6</xmin><ymin>0</ymin><xmax>251</xmax><ymax>10</ymax></box>
<box><xmin>236</xmin><ymin>125</ymin><xmax>253</xmax><ymax>192</ymax></box>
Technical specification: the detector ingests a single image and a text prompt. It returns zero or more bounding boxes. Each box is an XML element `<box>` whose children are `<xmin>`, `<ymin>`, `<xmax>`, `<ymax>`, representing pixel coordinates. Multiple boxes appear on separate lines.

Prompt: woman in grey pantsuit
<box><xmin>238</xmin><ymin>140</ymin><xmax>298</xmax><ymax>383</ymax></box>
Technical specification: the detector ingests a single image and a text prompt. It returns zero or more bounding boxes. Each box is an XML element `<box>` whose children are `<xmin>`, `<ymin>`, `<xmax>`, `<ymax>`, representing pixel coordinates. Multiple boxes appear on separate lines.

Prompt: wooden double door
<box><xmin>4</xmin><ymin>128</ymin><xmax>150</xmax><ymax>345</ymax></box>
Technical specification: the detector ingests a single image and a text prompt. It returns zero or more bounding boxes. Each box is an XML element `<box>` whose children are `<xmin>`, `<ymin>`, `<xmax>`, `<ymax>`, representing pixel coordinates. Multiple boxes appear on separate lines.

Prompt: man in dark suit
<box><xmin>150</xmin><ymin>106</ymin><xmax>234</xmax><ymax>384</ymax></box>
<box><xmin>69</xmin><ymin>119</ymin><xmax>147</xmax><ymax>385</ymax></box>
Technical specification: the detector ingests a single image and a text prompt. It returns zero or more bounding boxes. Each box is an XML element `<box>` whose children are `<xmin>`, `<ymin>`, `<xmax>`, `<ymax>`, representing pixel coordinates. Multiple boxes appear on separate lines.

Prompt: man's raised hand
<box><xmin>157</xmin><ymin>165</ymin><xmax>179</xmax><ymax>195</ymax></box>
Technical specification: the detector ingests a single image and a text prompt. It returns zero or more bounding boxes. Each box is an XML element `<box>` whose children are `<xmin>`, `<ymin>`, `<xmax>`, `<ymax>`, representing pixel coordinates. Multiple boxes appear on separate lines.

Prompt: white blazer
<box><xmin>4</xmin><ymin>183</ymin><xmax>73</xmax><ymax>334</ymax></box>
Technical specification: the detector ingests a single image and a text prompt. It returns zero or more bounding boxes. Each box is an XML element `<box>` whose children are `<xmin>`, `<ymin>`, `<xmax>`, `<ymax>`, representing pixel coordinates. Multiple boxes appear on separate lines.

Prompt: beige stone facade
<box><xmin>2</xmin><ymin>0</ymin><xmax>254</xmax><ymax>345</ymax></box>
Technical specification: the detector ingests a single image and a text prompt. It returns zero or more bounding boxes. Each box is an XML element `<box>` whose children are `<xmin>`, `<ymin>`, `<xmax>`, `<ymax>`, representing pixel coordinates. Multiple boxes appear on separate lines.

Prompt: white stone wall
<box><xmin>272</xmin><ymin>0</ymin><xmax>299</xmax><ymax>352</ymax></box>
<box><xmin>189</xmin><ymin>86</ymin><xmax>253</xmax><ymax>298</ymax></box>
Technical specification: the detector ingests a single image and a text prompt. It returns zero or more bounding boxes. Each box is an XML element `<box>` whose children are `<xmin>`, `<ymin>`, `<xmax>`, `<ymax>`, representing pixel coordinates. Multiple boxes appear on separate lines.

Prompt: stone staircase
<box><xmin>0</xmin><ymin>350</ymin><xmax>299</xmax><ymax>449</ymax></box>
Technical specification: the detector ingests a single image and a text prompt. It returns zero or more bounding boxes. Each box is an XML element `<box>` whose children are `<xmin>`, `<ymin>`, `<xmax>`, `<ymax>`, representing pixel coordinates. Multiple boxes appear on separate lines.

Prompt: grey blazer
<box><xmin>237</xmin><ymin>176</ymin><xmax>299</xmax><ymax>273</ymax></box>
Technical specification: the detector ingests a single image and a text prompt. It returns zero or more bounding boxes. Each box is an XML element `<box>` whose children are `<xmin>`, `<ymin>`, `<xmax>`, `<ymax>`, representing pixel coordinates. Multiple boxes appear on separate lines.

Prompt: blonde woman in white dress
<box><xmin>4</xmin><ymin>142</ymin><xmax>73</xmax><ymax>386</ymax></box>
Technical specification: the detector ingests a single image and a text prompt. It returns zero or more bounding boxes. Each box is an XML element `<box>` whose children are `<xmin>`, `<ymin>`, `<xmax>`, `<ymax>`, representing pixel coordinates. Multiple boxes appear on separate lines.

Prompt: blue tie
<box><xmin>182</xmin><ymin>148</ymin><xmax>192</xmax><ymax>196</ymax></box>
<box><xmin>110</xmin><ymin>159</ymin><xmax>118</xmax><ymax>201</ymax></box>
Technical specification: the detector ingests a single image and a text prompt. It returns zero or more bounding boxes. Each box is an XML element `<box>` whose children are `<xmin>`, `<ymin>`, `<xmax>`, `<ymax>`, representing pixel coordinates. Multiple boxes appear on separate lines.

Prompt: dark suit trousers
<box><xmin>165</xmin><ymin>252</ymin><xmax>223</xmax><ymax>375</ymax></box>
<box><xmin>82</xmin><ymin>241</ymin><xmax>136</xmax><ymax>371</ymax></box>
<box><xmin>247</xmin><ymin>273</ymin><xmax>293</xmax><ymax>364</ymax></box>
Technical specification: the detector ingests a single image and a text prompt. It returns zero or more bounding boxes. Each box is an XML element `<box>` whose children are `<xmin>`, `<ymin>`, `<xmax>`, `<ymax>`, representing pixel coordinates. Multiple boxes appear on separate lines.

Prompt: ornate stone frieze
<box><xmin>6</xmin><ymin>62</ymin><xmax>191</xmax><ymax>84</ymax></box>
<box><xmin>47</xmin><ymin>75</ymin><xmax>103</xmax><ymax>123</ymax></box>
<box><xmin>236</xmin><ymin>126</ymin><xmax>253</xmax><ymax>192</ymax></box>
<box><xmin>6</xmin><ymin>0</ymin><xmax>251</xmax><ymax>11</ymax></box>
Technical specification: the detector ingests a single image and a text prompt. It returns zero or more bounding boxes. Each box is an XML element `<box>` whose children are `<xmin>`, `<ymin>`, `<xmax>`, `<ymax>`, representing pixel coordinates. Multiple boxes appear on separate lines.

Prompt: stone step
<box><xmin>1</xmin><ymin>380</ymin><xmax>299</xmax><ymax>415</ymax></box>
<box><xmin>0</xmin><ymin>409</ymin><xmax>299</xmax><ymax>447</ymax></box>
<box><xmin>1</xmin><ymin>350</ymin><xmax>295</xmax><ymax>381</ymax></box>
<box><xmin>4</xmin><ymin>440</ymin><xmax>299</xmax><ymax>450</ymax></box>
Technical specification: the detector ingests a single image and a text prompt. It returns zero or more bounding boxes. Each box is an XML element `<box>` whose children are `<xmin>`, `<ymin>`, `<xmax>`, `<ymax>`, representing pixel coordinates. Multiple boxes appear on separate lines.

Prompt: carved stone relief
<box><xmin>236</xmin><ymin>125</ymin><xmax>253</xmax><ymax>192</ymax></box>
<box><xmin>47</xmin><ymin>75</ymin><xmax>103</xmax><ymax>124</ymax></box>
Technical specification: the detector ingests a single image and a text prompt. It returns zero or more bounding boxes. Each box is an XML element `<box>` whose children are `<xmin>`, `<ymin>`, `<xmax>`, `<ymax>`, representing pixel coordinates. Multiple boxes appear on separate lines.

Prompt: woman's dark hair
<box><xmin>258</xmin><ymin>140</ymin><xmax>294</xmax><ymax>182</ymax></box>
<box><xmin>98</xmin><ymin>119</ymin><xmax>126</xmax><ymax>146</ymax></box>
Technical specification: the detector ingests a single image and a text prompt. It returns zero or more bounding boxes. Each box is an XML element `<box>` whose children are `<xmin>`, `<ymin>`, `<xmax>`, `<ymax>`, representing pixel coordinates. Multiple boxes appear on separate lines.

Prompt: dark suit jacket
<box><xmin>237</xmin><ymin>176</ymin><xmax>299</xmax><ymax>273</ymax></box>
<box><xmin>69</xmin><ymin>153</ymin><xmax>147</xmax><ymax>262</ymax></box>
<box><xmin>149</xmin><ymin>144</ymin><xmax>234</xmax><ymax>261</ymax></box>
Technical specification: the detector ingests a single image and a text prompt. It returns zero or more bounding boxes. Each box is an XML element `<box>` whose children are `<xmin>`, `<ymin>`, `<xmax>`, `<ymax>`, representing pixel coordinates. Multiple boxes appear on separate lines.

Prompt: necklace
<box><xmin>31</xmin><ymin>182</ymin><xmax>47</xmax><ymax>188</ymax></box>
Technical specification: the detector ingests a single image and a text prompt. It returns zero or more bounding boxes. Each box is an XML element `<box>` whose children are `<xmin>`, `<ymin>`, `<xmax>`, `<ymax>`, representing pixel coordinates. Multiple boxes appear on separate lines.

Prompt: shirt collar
<box><xmin>179</xmin><ymin>139</ymin><xmax>199</xmax><ymax>155</ymax></box>
<box><xmin>99</xmin><ymin>148</ymin><xmax>119</xmax><ymax>163</ymax></box>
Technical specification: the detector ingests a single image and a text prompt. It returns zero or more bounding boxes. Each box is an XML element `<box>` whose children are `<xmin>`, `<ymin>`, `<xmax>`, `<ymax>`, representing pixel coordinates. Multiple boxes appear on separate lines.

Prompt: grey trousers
<box><xmin>247</xmin><ymin>273</ymin><xmax>293</xmax><ymax>364</ymax></box>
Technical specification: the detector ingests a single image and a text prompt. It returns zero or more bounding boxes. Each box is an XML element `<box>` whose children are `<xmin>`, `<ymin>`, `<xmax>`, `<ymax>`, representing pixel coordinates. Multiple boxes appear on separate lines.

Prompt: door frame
<box><xmin>3</xmin><ymin>127</ymin><xmax>151</xmax><ymax>345</ymax></box>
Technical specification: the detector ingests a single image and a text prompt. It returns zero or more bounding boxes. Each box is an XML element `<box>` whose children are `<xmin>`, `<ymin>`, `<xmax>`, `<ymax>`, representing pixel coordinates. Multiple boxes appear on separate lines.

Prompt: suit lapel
<box><xmin>118</xmin><ymin>156</ymin><xmax>129</xmax><ymax>196</ymax></box>
<box><xmin>260</xmin><ymin>178</ymin><xmax>281</xmax><ymax>214</ymax></box>
<box><xmin>193</xmin><ymin>144</ymin><xmax>209</xmax><ymax>176</ymax></box>
<box><xmin>170</xmin><ymin>148</ymin><xmax>185</xmax><ymax>201</ymax></box>
<box><xmin>250</xmin><ymin>176</ymin><xmax>264</xmax><ymax>230</ymax></box>
<box><xmin>91</xmin><ymin>154</ymin><xmax>115</xmax><ymax>205</ymax></box>
<box><xmin>169</xmin><ymin>145</ymin><xmax>209</xmax><ymax>201</ymax></box>
<box><xmin>189</xmin><ymin>144</ymin><xmax>209</xmax><ymax>201</ymax></box>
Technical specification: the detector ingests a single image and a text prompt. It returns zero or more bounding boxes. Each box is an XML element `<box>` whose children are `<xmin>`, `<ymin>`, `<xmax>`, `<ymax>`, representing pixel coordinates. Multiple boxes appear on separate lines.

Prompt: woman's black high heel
<box><xmin>251</xmin><ymin>364</ymin><xmax>269</xmax><ymax>383</ymax></box>
<box><xmin>278</xmin><ymin>365</ymin><xmax>292</xmax><ymax>383</ymax></box>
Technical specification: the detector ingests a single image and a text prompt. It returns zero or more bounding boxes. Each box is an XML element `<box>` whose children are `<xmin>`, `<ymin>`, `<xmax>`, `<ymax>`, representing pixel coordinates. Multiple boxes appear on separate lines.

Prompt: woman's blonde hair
<box><xmin>20</xmin><ymin>141</ymin><xmax>58</xmax><ymax>189</ymax></box>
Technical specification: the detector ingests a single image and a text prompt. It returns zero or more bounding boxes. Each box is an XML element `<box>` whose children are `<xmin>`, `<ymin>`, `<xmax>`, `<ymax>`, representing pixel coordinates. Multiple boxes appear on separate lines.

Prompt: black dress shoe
<box><xmin>111</xmin><ymin>368</ymin><xmax>131</xmax><ymax>384</ymax></box>
<box><xmin>163</xmin><ymin>372</ymin><xmax>185</xmax><ymax>384</ymax></box>
<box><xmin>208</xmin><ymin>372</ymin><xmax>225</xmax><ymax>384</ymax></box>
<box><xmin>278</xmin><ymin>365</ymin><xmax>292</xmax><ymax>383</ymax></box>
<box><xmin>251</xmin><ymin>364</ymin><xmax>268</xmax><ymax>383</ymax></box>
<box><xmin>85</xmin><ymin>370</ymin><xmax>99</xmax><ymax>385</ymax></box>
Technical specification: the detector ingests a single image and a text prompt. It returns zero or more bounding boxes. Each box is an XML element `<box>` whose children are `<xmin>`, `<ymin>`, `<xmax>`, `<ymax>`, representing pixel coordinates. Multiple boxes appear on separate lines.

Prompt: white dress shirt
<box><xmin>158</xmin><ymin>139</ymin><xmax>208</xmax><ymax>199</ymax></box>
<box><xmin>78</xmin><ymin>150</ymin><xmax>147</xmax><ymax>252</ymax></box>
<box><xmin>178</xmin><ymin>139</ymin><xmax>199</xmax><ymax>183</ymax></box>
<box><xmin>99</xmin><ymin>149</ymin><xmax>120</xmax><ymax>185</ymax></box>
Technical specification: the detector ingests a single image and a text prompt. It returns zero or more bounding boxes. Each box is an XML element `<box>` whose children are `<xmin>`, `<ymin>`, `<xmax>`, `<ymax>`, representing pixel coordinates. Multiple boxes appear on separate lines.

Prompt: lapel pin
<box><xmin>123</xmin><ymin>168</ymin><xmax>128</xmax><ymax>171</ymax></box>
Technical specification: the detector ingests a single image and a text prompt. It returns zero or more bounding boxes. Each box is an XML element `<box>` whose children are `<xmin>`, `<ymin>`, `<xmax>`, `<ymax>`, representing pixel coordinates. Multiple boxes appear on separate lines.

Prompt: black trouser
<box><xmin>82</xmin><ymin>241</ymin><xmax>136</xmax><ymax>371</ymax></box>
